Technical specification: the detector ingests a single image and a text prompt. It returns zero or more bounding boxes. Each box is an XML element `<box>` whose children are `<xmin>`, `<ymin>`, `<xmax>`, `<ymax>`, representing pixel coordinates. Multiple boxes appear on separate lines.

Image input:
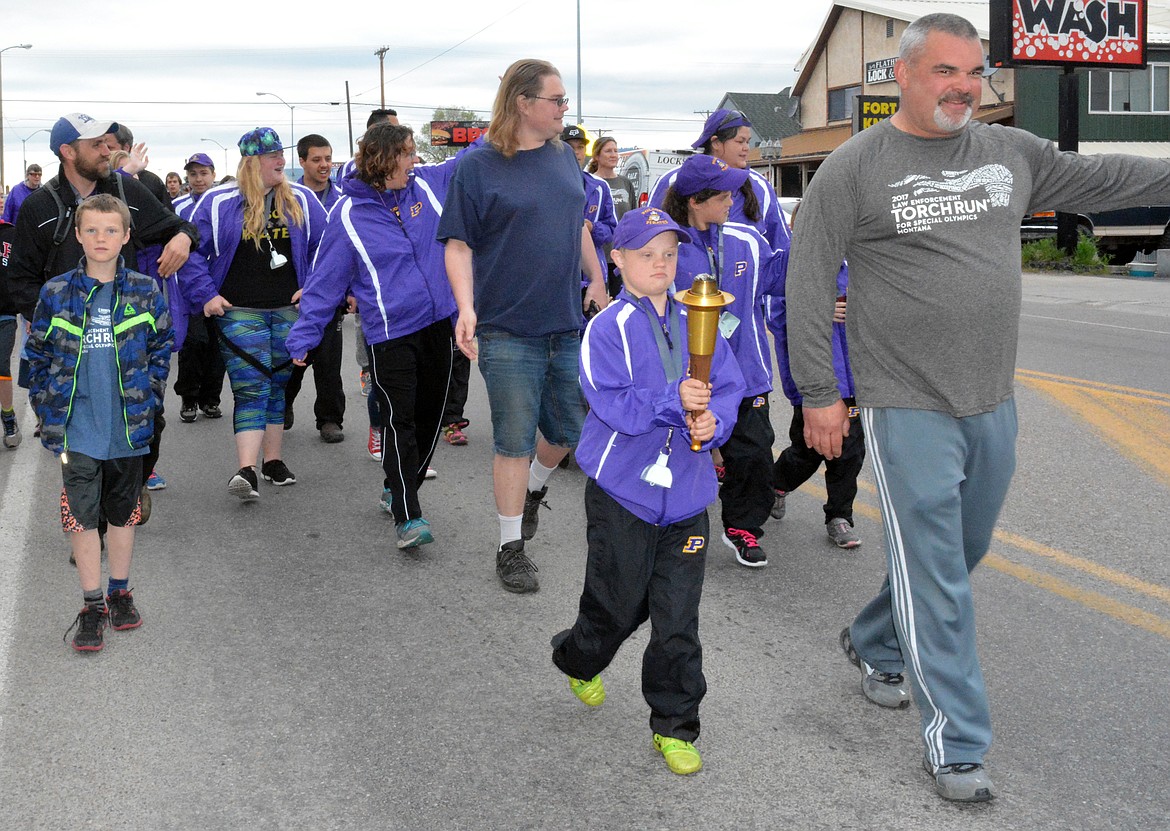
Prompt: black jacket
<box><xmin>0</xmin><ymin>221</ymin><xmax>16</xmax><ymax>316</ymax></box>
<box><xmin>8</xmin><ymin>164</ymin><xmax>198</xmax><ymax>319</ymax></box>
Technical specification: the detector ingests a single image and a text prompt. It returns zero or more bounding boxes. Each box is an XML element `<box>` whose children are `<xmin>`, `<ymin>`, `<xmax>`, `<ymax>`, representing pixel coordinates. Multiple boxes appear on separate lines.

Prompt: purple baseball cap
<box><xmin>50</xmin><ymin>113</ymin><xmax>120</xmax><ymax>157</ymax></box>
<box><xmin>691</xmin><ymin>108</ymin><xmax>752</xmax><ymax>149</ymax></box>
<box><xmin>184</xmin><ymin>152</ymin><xmax>215</xmax><ymax>170</ymax></box>
<box><xmin>611</xmin><ymin>206</ymin><xmax>692</xmax><ymax>250</ymax></box>
<box><xmin>673</xmin><ymin>154</ymin><xmax>749</xmax><ymax>197</ymax></box>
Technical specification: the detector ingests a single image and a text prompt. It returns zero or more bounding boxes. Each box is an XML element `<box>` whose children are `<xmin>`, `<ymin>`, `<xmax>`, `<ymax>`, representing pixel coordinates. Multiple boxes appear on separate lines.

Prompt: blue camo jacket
<box><xmin>27</xmin><ymin>260</ymin><xmax>174</xmax><ymax>455</ymax></box>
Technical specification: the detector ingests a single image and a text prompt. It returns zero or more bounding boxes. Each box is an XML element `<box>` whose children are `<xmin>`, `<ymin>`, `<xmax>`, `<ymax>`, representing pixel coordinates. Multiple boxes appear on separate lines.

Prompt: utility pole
<box><xmin>374</xmin><ymin>46</ymin><xmax>389</xmax><ymax>109</ymax></box>
<box><xmin>345</xmin><ymin>81</ymin><xmax>354</xmax><ymax>156</ymax></box>
<box><xmin>576</xmin><ymin>0</ymin><xmax>582</xmax><ymax>126</ymax></box>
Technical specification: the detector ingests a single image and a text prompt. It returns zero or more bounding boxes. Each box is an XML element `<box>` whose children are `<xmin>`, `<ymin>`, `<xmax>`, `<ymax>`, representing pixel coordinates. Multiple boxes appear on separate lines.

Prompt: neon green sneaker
<box><xmin>568</xmin><ymin>674</ymin><xmax>606</xmax><ymax>706</ymax></box>
<box><xmin>653</xmin><ymin>733</ymin><xmax>703</xmax><ymax>775</ymax></box>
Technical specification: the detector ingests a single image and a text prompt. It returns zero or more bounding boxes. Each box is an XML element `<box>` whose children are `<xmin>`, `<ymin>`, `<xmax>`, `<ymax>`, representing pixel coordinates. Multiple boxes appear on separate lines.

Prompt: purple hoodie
<box><xmin>286</xmin><ymin>160</ymin><xmax>462</xmax><ymax>359</ymax></box>
<box><xmin>576</xmin><ymin>289</ymin><xmax>745</xmax><ymax>526</ymax></box>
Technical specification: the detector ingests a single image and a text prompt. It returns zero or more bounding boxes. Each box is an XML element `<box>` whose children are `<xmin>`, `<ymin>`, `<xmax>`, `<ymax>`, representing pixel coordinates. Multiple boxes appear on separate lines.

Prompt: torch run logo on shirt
<box><xmin>887</xmin><ymin>165</ymin><xmax>1014</xmax><ymax>235</ymax></box>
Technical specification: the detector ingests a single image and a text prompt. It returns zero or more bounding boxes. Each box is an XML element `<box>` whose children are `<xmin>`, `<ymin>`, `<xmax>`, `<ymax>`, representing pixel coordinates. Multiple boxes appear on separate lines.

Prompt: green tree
<box><xmin>416</xmin><ymin>107</ymin><xmax>482</xmax><ymax>163</ymax></box>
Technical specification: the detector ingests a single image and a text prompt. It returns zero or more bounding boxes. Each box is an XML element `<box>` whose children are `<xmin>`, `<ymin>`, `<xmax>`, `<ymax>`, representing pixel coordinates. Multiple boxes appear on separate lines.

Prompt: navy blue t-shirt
<box><xmin>437</xmin><ymin>141</ymin><xmax>585</xmax><ymax>336</ymax></box>
<box><xmin>67</xmin><ymin>279</ymin><xmax>147</xmax><ymax>460</ymax></box>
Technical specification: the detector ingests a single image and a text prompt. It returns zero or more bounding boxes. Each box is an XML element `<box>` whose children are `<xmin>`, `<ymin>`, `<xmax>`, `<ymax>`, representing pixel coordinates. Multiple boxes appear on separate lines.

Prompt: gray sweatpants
<box><xmin>849</xmin><ymin>398</ymin><xmax>1017</xmax><ymax>769</ymax></box>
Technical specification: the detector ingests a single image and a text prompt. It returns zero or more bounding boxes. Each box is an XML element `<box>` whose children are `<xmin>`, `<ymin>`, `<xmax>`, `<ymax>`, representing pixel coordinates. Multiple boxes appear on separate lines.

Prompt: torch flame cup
<box><xmin>675</xmin><ymin>274</ymin><xmax>735</xmax><ymax>451</ymax></box>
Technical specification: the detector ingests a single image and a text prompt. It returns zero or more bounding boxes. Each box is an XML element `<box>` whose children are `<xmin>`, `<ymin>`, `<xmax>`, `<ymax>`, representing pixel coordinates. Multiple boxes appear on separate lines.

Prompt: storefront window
<box><xmin>1089</xmin><ymin>64</ymin><xmax>1170</xmax><ymax>113</ymax></box>
<box><xmin>828</xmin><ymin>84</ymin><xmax>861</xmax><ymax>122</ymax></box>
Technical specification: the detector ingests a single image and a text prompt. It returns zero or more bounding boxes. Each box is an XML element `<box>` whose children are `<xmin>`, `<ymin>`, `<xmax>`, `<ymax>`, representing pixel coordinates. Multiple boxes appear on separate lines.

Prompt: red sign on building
<box><xmin>990</xmin><ymin>0</ymin><xmax>1148</xmax><ymax>68</ymax></box>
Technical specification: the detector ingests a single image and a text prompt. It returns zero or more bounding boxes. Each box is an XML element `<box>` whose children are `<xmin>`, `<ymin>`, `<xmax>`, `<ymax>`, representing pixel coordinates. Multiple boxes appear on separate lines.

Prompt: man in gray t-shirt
<box><xmin>787</xmin><ymin>13</ymin><xmax>1170</xmax><ymax>804</ymax></box>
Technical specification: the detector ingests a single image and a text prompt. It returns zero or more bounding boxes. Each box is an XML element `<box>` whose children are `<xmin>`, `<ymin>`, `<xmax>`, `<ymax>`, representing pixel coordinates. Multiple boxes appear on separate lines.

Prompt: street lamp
<box><xmin>19</xmin><ymin>126</ymin><xmax>48</xmax><ymax>173</ymax></box>
<box><xmin>0</xmin><ymin>43</ymin><xmax>33</xmax><ymax>192</ymax></box>
<box><xmin>255</xmin><ymin>91</ymin><xmax>295</xmax><ymax>161</ymax></box>
<box><xmin>200</xmin><ymin>137</ymin><xmax>229</xmax><ymax>172</ymax></box>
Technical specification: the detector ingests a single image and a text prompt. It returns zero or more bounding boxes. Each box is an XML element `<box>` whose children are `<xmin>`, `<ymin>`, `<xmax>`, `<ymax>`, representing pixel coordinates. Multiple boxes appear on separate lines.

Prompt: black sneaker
<box><xmin>64</xmin><ymin>605</ymin><xmax>108</xmax><ymax>652</ymax></box>
<box><xmin>261</xmin><ymin>459</ymin><xmax>296</xmax><ymax>486</ymax></box>
<box><xmin>521</xmin><ymin>486</ymin><xmax>548</xmax><ymax>541</ymax></box>
<box><xmin>496</xmin><ymin>540</ymin><xmax>539</xmax><ymax>593</ymax></box>
<box><xmin>179</xmin><ymin>401</ymin><xmax>198</xmax><ymax>423</ymax></box>
<box><xmin>106</xmin><ymin>589</ymin><xmax>142</xmax><ymax>630</ymax></box>
<box><xmin>228</xmin><ymin>466</ymin><xmax>260</xmax><ymax>500</ymax></box>
<box><xmin>200</xmin><ymin>403</ymin><xmax>222</xmax><ymax>419</ymax></box>
<box><xmin>723</xmin><ymin>527</ymin><xmax>767</xmax><ymax>567</ymax></box>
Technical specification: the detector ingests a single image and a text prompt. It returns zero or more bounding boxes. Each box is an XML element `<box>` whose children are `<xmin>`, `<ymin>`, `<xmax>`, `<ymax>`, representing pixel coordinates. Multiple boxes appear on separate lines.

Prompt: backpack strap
<box><xmin>42</xmin><ymin>177</ymin><xmax>73</xmax><ymax>279</ymax></box>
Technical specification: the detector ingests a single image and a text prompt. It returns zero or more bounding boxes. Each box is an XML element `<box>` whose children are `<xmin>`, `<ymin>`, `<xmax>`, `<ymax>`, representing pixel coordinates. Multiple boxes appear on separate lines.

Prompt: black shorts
<box><xmin>0</xmin><ymin>317</ymin><xmax>15</xmax><ymax>379</ymax></box>
<box><xmin>60</xmin><ymin>452</ymin><xmax>144</xmax><ymax>532</ymax></box>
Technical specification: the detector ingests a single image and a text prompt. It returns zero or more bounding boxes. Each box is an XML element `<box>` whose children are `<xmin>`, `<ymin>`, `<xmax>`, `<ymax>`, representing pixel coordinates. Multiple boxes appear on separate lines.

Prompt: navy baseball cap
<box><xmin>691</xmin><ymin>108</ymin><xmax>752</xmax><ymax>149</ymax></box>
<box><xmin>673</xmin><ymin>155</ymin><xmax>749</xmax><ymax>197</ymax></box>
<box><xmin>50</xmin><ymin>113</ymin><xmax>120</xmax><ymax>157</ymax></box>
<box><xmin>612</xmin><ymin>206</ymin><xmax>692</xmax><ymax>250</ymax></box>
<box><xmin>184</xmin><ymin>152</ymin><xmax>215</xmax><ymax>170</ymax></box>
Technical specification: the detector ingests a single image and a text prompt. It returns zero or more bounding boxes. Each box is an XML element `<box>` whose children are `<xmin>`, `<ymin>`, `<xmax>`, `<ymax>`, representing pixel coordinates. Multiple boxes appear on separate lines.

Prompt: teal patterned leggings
<box><xmin>215</xmin><ymin>306</ymin><xmax>298</xmax><ymax>434</ymax></box>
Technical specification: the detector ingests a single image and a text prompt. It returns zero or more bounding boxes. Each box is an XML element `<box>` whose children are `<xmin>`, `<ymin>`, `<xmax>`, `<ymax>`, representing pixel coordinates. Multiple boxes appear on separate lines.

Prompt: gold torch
<box><xmin>676</xmin><ymin>274</ymin><xmax>735</xmax><ymax>451</ymax></box>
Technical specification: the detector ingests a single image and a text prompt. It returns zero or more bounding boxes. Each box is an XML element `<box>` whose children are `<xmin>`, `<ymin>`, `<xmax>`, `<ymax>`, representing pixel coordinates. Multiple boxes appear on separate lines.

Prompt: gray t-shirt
<box><xmin>787</xmin><ymin>118</ymin><xmax>1170</xmax><ymax>417</ymax></box>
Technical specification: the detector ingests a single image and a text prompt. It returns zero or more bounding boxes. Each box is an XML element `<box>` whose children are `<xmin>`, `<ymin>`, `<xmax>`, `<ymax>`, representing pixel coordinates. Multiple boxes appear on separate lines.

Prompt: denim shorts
<box><xmin>477</xmin><ymin>329</ymin><xmax>586</xmax><ymax>457</ymax></box>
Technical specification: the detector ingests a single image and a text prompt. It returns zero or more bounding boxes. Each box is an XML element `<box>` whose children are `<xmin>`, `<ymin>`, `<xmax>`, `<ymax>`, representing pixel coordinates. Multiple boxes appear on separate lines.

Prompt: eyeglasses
<box><xmin>719</xmin><ymin>109</ymin><xmax>748</xmax><ymax>127</ymax></box>
<box><xmin>528</xmin><ymin>95</ymin><xmax>570</xmax><ymax>107</ymax></box>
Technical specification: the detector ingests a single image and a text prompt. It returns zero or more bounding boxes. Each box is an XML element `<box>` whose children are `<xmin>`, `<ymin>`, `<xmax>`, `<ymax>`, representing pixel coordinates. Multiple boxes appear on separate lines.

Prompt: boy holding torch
<box><xmin>551</xmin><ymin>207</ymin><xmax>744</xmax><ymax>775</ymax></box>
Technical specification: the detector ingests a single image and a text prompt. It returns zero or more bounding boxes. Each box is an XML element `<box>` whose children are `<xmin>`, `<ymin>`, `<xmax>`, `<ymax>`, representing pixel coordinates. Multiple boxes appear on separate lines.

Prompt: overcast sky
<box><xmin>0</xmin><ymin>0</ymin><xmax>831</xmax><ymax>185</ymax></box>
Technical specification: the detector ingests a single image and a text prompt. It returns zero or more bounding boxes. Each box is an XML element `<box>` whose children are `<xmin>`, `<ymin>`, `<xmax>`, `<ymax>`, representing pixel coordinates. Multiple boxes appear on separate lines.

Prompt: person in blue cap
<box><xmin>172</xmin><ymin>152</ymin><xmax>226</xmax><ymax>425</ymax></box>
<box><xmin>185</xmin><ymin>127</ymin><xmax>327</xmax><ymax>500</ymax></box>
<box><xmin>552</xmin><ymin>205</ymin><xmax>745</xmax><ymax>776</ymax></box>
<box><xmin>649</xmin><ymin>109</ymin><xmax>790</xmax><ymax>253</ymax></box>
<box><xmin>661</xmin><ymin>154</ymin><xmax>787</xmax><ymax>569</ymax></box>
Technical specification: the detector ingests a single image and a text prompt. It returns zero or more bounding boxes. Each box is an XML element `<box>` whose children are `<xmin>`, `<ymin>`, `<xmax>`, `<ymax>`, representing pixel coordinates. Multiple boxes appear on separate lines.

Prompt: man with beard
<box><xmin>9</xmin><ymin>113</ymin><xmax>199</xmax><ymax>523</ymax></box>
<box><xmin>786</xmin><ymin>13</ymin><xmax>1170</xmax><ymax>803</ymax></box>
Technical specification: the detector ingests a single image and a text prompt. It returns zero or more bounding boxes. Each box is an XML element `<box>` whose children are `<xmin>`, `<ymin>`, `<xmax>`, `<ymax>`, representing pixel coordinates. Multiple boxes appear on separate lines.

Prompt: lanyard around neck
<box><xmin>637</xmin><ymin>295</ymin><xmax>684</xmax><ymax>384</ymax></box>
<box><xmin>703</xmin><ymin>224</ymin><xmax>724</xmax><ymax>290</ymax></box>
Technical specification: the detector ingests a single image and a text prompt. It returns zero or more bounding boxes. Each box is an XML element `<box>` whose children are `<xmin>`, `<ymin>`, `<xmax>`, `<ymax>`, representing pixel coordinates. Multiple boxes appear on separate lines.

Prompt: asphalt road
<box><xmin>1</xmin><ymin>272</ymin><xmax>1168</xmax><ymax>830</ymax></box>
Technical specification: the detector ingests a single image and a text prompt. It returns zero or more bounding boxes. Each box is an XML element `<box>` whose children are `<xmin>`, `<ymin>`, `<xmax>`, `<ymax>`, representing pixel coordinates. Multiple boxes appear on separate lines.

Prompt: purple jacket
<box><xmin>577</xmin><ymin>289</ymin><xmax>745</xmax><ymax>526</ymax></box>
<box><xmin>286</xmin><ymin>162</ymin><xmax>460</xmax><ymax>358</ymax></box>
<box><xmin>675</xmin><ymin>221</ymin><xmax>787</xmax><ymax>399</ymax></box>
<box><xmin>185</xmin><ymin>181</ymin><xmax>327</xmax><ymax>309</ymax></box>
<box><xmin>298</xmin><ymin>176</ymin><xmax>343</xmax><ymax>212</ymax></box>
<box><xmin>767</xmin><ymin>262</ymin><xmax>854</xmax><ymax>405</ymax></box>
<box><xmin>1</xmin><ymin>181</ymin><xmax>36</xmax><ymax>224</ymax></box>
<box><xmin>583</xmin><ymin>170</ymin><xmax>616</xmax><ymax>279</ymax></box>
<box><xmin>650</xmin><ymin>166</ymin><xmax>791</xmax><ymax>252</ymax></box>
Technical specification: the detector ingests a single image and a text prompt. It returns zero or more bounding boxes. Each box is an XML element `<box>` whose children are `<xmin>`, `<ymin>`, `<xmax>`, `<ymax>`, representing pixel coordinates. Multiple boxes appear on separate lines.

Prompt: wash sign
<box><xmin>990</xmin><ymin>0</ymin><xmax>1147</xmax><ymax>68</ymax></box>
<box><xmin>853</xmin><ymin>96</ymin><xmax>899</xmax><ymax>134</ymax></box>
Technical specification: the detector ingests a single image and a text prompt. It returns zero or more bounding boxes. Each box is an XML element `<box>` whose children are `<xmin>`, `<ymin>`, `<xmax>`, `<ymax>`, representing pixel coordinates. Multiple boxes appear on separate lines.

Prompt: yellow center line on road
<box><xmin>802</xmin><ymin>482</ymin><xmax>1170</xmax><ymax>640</ymax></box>
<box><xmin>1015</xmin><ymin>369</ymin><xmax>1170</xmax><ymax>405</ymax></box>
<box><xmin>1015</xmin><ymin>371</ymin><xmax>1170</xmax><ymax>490</ymax></box>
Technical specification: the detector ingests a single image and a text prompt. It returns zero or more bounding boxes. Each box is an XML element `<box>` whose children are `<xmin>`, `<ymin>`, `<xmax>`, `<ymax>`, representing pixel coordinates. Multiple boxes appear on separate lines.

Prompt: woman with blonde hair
<box><xmin>187</xmin><ymin>127</ymin><xmax>328</xmax><ymax>500</ymax></box>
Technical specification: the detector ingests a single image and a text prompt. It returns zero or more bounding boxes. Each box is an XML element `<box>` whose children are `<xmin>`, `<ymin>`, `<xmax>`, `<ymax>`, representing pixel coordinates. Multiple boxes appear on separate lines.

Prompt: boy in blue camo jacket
<box><xmin>551</xmin><ymin>207</ymin><xmax>744</xmax><ymax>775</ymax></box>
<box><xmin>27</xmin><ymin>194</ymin><xmax>173</xmax><ymax>653</ymax></box>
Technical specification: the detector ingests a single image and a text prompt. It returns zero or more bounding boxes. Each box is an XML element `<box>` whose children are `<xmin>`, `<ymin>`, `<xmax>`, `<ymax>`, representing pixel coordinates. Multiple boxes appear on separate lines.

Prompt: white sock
<box><xmin>499</xmin><ymin>514</ymin><xmax>523</xmax><ymax>547</ymax></box>
<box><xmin>527</xmin><ymin>458</ymin><xmax>557</xmax><ymax>492</ymax></box>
